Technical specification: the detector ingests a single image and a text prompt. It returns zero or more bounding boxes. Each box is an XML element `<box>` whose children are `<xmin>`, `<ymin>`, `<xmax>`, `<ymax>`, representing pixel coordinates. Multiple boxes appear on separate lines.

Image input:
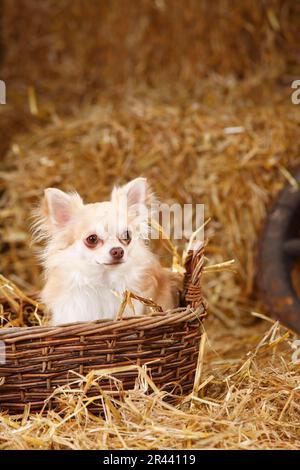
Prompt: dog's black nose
<box><xmin>110</xmin><ymin>247</ymin><xmax>124</xmax><ymax>260</ymax></box>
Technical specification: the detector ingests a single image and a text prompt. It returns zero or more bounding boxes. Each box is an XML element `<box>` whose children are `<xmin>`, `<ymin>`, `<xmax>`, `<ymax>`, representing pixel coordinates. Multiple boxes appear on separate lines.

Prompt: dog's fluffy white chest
<box><xmin>49</xmin><ymin>272</ymin><xmax>143</xmax><ymax>325</ymax></box>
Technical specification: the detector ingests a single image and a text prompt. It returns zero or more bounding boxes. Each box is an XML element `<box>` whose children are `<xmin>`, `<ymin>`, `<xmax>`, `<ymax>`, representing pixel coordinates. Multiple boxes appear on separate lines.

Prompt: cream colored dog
<box><xmin>34</xmin><ymin>178</ymin><xmax>181</xmax><ymax>325</ymax></box>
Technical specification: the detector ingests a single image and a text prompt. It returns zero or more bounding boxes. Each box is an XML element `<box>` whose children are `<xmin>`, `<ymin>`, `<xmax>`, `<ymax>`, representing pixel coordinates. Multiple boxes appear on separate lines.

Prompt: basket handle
<box><xmin>182</xmin><ymin>246</ymin><xmax>204</xmax><ymax>309</ymax></box>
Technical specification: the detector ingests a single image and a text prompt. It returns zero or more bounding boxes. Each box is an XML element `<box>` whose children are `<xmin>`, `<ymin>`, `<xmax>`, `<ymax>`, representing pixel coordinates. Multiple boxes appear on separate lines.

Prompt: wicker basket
<box><xmin>0</xmin><ymin>249</ymin><xmax>207</xmax><ymax>413</ymax></box>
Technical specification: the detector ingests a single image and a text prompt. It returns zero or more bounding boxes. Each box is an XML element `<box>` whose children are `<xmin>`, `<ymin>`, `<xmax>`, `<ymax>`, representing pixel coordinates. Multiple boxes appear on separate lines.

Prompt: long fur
<box><xmin>33</xmin><ymin>179</ymin><xmax>181</xmax><ymax>326</ymax></box>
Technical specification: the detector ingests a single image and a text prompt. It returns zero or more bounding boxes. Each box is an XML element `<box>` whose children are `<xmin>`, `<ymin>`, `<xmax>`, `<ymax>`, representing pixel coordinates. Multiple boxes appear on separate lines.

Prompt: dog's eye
<box><xmin>85</xmin><ymin>234</ymin><xmax>99</xmax><ymax>248</ymax></box>
<box><xmin>120</xmin><ymin>230</ymin><xmax>132</xmax><ymax>245</ymax></box>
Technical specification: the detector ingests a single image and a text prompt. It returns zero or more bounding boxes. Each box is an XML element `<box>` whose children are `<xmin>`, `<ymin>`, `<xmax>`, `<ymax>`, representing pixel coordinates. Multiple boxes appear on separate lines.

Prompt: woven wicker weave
<box><xmin>0</xmin><ymin>249</ymin><xmax>207</xmax><ymax>413</ymax></box>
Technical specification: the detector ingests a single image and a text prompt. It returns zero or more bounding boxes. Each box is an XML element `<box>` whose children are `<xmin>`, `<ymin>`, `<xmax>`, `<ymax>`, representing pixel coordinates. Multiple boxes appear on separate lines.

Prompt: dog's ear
<box><xmin>110</xmin><ymin>178</ymin><xmax>158</xmax><ymax>238</ymax></box>
<box><xmin>111</xmin><ymin>177</ymin><xmax>147</xmax><ymax>208</ymax></box>
<box><xmin>111</xmin><ymin>177</ymin><xmax>157</xmax><ymax>207</ymax></box>
<box><xmin>42</xmin><ymin>188</ymin><xmax>83</xmax><ymax>229</ymax></box>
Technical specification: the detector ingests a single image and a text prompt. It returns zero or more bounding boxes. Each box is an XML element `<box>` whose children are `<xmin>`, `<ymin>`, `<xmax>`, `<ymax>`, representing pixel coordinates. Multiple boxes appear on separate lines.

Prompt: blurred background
<box><xmin>0</xmin><ymin>0</ymin><xmax>300</xmax><ymax>324</ymax></box>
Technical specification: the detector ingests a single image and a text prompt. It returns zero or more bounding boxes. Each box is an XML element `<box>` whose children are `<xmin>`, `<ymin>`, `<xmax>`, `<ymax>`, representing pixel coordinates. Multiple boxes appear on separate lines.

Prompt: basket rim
<box><xmin>0</xmin><ymin>303</ymin><xmax>207</xmax><ymax>342</ymax></box>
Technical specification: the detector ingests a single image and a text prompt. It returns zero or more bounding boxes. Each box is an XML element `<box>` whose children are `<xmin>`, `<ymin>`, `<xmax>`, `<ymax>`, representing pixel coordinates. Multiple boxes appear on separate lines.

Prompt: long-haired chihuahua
<box><xmin>33</xmin><ymin>178</ymin><xmax>181</xmax><ymax>325</ymax></box>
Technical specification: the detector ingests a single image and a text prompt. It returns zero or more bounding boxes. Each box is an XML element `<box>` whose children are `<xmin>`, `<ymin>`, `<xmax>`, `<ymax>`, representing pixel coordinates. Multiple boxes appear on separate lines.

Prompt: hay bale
<box><xmin>1</xmin><ymin>0</ymin><xmax>300</xmax><ymax>450</ymax></box>
<box><xmin>2</xmin><ymin>0</ymin><xmax>299</xmax><ymax>108</ymax></box>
